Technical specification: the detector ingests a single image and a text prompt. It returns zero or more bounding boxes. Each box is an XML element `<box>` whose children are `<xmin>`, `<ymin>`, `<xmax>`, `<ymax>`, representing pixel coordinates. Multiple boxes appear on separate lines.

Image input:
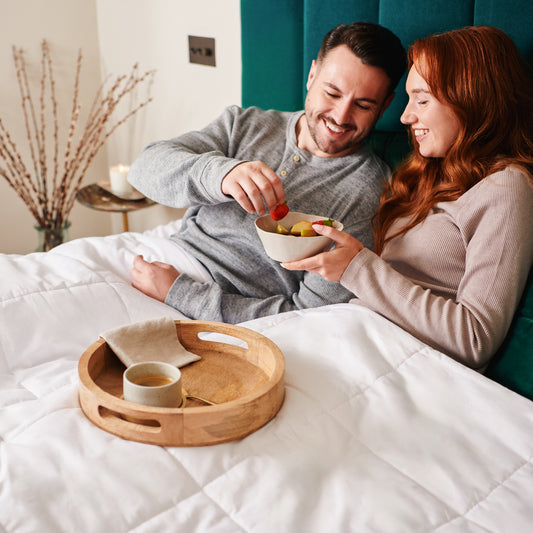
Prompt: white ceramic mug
<box><xmin>123</xmin><ymin>361</ymin><xmax>182</xmax><ymax>408</ymax></box>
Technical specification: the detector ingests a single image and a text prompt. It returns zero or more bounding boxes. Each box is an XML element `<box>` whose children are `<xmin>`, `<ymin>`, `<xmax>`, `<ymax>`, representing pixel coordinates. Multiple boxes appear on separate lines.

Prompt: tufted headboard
<box><xmin>241</xmin><ymin>0</ymin><xmax>533</xmax><ymax>168</ymax></box>
<box><xmin>240</xmin><ymin>0</ymin><xmax>533</xmax><ymax>400</ymax></box>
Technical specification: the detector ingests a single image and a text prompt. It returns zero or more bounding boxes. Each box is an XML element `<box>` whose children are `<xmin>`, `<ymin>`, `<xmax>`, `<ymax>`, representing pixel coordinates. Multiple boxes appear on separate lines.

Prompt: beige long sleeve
<box><xmin>341</xmin><ymin>167</ymin><xmax>533</xmax><ymax>368</ymax></box>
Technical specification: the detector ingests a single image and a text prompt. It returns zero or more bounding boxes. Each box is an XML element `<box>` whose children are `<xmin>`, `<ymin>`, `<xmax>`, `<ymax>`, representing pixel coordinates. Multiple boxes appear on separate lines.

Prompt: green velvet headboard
<box><xmin>241</xmin><ymin>0</ymin><xmax>533</xmax><ymax>168</ymax></box>
<box><xmin>241</xmin><ymin>0</ymin><xmax>533</xmax><ymax>401</ymax></box>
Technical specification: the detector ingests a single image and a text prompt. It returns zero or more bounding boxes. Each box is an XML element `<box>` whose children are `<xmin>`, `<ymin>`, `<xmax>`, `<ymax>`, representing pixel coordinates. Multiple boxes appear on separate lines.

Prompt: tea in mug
<box><xmin>132</xmin><ymin>374</ymin><xmax>174</xmax><ymax>387</ymax></box>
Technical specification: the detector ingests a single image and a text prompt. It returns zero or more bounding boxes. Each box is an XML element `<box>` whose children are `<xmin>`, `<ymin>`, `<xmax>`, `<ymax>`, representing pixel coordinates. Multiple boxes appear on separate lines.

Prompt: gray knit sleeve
<box><xmin>127</xmin><ymin>106</ymin><xmax>247</xmax><ymax>207</ymax></box>
<box><xmin>165</xmin><ymin>270</ymin><xmax>356</xmax><ymax>324</ymax></box>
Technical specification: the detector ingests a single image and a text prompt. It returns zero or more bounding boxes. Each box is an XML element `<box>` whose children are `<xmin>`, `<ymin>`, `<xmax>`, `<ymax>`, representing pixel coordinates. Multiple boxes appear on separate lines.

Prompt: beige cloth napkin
<box><xmin>100</xmin><ymin>316</ymin><xmax>201</xmax><ymax>368</ymax></box>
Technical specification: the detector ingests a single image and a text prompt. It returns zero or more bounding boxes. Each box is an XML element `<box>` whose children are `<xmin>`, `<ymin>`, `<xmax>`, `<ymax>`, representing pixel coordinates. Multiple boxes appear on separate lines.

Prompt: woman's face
<box><xmin>400</xmin><ymin>66</ymin><xmax>461</xmax><ymax>158</ymax></box>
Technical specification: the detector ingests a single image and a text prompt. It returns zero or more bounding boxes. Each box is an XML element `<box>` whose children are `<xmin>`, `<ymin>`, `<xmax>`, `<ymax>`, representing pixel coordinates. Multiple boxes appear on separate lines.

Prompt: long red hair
<box><xmin>373</xmin><ymin>26</ymin><xmax>533</xmax><ymax>254</ymax></box>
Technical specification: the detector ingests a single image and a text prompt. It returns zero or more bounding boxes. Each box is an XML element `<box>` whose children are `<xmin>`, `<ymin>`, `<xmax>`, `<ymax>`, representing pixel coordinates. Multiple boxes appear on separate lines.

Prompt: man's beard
<box><xmin>307</xmin><ymin>113</ymin><xmax>359</xmax><ymax>156</ymax></box>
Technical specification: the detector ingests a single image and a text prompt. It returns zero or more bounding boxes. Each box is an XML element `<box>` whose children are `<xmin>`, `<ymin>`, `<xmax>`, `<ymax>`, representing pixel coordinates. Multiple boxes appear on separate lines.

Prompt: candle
<box><xmin>109</xmin><ymin>164</ymin><xmax>133</xmax><ymax>196</ymax></box>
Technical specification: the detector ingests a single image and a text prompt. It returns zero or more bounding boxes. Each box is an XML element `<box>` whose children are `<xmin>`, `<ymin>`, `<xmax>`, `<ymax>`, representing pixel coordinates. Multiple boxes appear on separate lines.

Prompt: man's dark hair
<box><xmin>318</xmin><ymin>21</ymin><xmax>407</xmax><ymax>94</ymax></box>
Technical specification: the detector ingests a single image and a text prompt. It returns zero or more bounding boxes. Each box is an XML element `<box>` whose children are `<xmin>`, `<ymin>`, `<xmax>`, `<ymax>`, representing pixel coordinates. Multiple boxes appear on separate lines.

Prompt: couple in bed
<box><xmin>128</xmin><ymin>22</ymin><xmax>533</xmax><ymax>370</ymax></box>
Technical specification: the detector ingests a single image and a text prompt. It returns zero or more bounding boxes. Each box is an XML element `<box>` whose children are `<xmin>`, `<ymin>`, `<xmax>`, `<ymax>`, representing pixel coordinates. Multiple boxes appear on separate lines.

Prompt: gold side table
<box><xmin>76</xmin><ymin>183</ymin><xmax>156</xmax><ymax>232</ymax></box>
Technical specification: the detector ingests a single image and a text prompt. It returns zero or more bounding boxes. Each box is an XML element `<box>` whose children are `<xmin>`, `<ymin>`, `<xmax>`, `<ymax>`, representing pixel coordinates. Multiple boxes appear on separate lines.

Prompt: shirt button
<box><xmin>280</xmin><ymin>170</ymin><xmax>287</xmax><ymax>176</ymax></box>
<box><xmin>293</xmin><ymin>155</ymin><xmax>300</xmax><ymax>162</ymax></box>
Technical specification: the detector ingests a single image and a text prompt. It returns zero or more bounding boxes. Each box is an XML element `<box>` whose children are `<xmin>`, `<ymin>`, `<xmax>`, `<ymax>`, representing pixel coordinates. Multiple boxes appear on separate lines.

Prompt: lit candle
<box><xmin>109</xmin><ymin>164</ymin><xmax>133</xmax><ymax>196</ymax></box>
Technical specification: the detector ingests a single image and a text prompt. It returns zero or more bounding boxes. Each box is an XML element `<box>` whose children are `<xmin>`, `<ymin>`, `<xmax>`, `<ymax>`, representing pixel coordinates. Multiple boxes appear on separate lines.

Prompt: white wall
<box><xmin>0</xmin><ymin>0</ymin><xmax>241</xmax><ymax>254</ymax></box>
<box><xmin>95</xmin><ymin>0</ymin><xmax>242</xmax><ymax>234</ymax></box>
<box><xmin>0</xmin><ymin>0</ymin><xmax>110</xmax><ymax>253</ymax></box>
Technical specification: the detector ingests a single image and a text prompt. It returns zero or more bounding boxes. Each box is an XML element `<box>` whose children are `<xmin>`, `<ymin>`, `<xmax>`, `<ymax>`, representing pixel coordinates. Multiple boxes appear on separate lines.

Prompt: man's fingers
<box><xmin>257</xmin><ymin>166</ymin><xmax>285</xmax><ymax>209</ymax></box>
<box><xmin>222</xmin><ymin>161</ymin><xmax>285</xmax><ymax>214</ymax></box>
<box><xmin>130</xmin><ymin>256</ymin><xmax>179</xmax><ymax>302</ymax></box>
<box><xmin>237</xmin><ymin>166</ymin><xmax>282</xmax><ymax>214</ymax></box>
<box><xmin>151</xmin><ymin>260</ymin><xmax>173</xmax><ymax>269</ymax></box>
<box><xmin>239</xmin><ymin>180</ymin><xmax>267</xmax><ymax>214</ymax></box>
<box><xmin>133</xmin><ymin>256</ymin><xmax>169</xmax><ymax>270</ymax></box>
<box><xmin>132</xmin><ymin>254</ymin><xmax>148</xmax><ymax>269</ymax></box>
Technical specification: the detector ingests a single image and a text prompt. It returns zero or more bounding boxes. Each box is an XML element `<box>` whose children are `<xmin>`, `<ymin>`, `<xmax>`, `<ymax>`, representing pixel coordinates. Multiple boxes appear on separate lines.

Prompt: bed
<box><xmin>2</xmin><ymin>1</ymin><xmax>533</xmax><ymax>531</ymax></box>
<box><xmin>1</xmin><ymin>220</ymin><xmax>532</xmax><ymax>532</ymax></box>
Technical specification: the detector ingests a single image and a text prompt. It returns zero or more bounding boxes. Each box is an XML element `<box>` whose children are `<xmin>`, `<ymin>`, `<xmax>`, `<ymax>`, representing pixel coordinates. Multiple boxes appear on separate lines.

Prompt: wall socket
<box><xmin>188</xmin><ymin>36</ymin><xmax>216</xmax><ymax>67</ymax></box>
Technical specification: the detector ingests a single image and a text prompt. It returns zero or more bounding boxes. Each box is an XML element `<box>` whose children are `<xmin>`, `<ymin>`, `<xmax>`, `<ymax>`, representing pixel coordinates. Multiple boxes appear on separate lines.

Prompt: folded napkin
<box><xmin>100</xmin><ymin>316</ymin><xmax>201</xmax><ymax>368</ymax></box>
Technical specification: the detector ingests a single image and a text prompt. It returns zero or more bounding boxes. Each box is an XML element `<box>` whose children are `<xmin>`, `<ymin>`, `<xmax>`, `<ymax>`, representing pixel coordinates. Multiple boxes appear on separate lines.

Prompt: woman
<box><xmin>283</xmin><ymin>26</ymin><xmax>533</xmax><ymax>369</ymax></box>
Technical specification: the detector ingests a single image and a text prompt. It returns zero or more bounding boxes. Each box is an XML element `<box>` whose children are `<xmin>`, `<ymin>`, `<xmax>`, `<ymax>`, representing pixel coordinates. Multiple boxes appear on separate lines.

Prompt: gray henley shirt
<box><xmin>128</xmin><ymin>105</ymin><xmax>389</xmax><ymax>323</ymax></box>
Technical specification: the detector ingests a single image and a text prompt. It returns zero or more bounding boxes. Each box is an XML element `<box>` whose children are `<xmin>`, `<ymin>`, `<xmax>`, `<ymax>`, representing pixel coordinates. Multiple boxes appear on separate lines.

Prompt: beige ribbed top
<box><xmin>341</xmin><ymin>167</ymin><xmax>533</xmax><ymax>368</ymax></box>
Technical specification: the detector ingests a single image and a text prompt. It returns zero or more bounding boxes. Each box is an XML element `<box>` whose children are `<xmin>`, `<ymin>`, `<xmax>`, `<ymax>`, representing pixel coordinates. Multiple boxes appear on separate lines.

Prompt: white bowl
<box><xmin>255</xmin><ymin>211</ymin><xmax>343</xmax><ymax>262</ymax></box>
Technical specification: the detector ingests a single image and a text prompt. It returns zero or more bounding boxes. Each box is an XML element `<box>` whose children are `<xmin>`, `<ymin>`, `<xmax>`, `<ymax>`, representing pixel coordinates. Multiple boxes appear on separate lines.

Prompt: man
<box><xmin>128</xmin><ymin>22</ymin><xmax>406</xmax><ymax>323</ymax></box>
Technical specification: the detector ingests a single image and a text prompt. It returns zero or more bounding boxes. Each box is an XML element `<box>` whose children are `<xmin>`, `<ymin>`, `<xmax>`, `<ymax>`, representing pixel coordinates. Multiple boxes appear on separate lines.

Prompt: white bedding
<box><xmin>1</xmin><ymin>221</ymin><xmax>533</xmax><ymax>532</ymax></box>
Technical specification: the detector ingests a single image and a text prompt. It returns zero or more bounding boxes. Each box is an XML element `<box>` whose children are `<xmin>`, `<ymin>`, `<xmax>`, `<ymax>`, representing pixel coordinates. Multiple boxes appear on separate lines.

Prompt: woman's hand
<box><xmin>282</xmin><ymin>224</ymin><xmax>363</xmax><ymax>281</ymax></box>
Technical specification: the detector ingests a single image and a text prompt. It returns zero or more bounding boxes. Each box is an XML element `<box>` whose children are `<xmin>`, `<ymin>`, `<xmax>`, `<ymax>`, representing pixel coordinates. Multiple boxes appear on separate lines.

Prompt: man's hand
<box><xmin>281</xmin><ymin>224</ymin><xmax>364</xmax><ymax>281</ymax></box>
<box><xmin>221</xmin><ymin>161</ymin><xmax>285</xmax><ymax>215</ymax></box>
<box><xmin>130</xmin><ymin>255</ymin><xmax>179</xmax><ymax>302</ymax></box>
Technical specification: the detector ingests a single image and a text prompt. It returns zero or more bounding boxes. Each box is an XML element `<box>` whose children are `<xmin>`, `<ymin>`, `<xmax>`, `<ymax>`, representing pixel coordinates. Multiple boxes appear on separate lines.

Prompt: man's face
<box><xmin>298</xmin><ymin>45</ymin><xmax>394</xmax><ymax>158</ymax></box>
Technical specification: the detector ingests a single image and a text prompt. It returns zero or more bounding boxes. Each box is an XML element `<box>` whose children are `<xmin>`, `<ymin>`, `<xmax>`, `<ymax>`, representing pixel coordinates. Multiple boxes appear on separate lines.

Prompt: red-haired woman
<box><xmin>283</xmin><ymin>25</ymin><xmax>533</xmax><ymax>369</ymax></box>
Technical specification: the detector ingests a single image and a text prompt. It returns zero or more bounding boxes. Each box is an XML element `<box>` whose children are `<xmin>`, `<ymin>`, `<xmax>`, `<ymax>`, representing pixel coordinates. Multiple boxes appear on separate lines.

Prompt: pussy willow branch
<box><xmin>38</xmin><ymin>41</ymin><xmax>49</xmax><ymax>221</ymax></box>
<box><xmin>1</xmin><ymin>40</ymin><xmax>154</xmax><ymax>229</ymax></box>
<box><xmin>12</xmin><ymin>47</ymin><xmax>42</xmax><ymax>215</ymax></box>
<box><xmin>44</xmin><ymin>41</ymin><xmax>60</xmax><ymax>208</ymax></box>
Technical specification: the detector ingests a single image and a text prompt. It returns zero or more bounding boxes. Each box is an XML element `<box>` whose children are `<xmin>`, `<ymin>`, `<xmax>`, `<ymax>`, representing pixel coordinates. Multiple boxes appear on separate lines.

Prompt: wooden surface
<box><xmin>78</xmin><ymin>320</ymin><xmax>285</xmax><ymax>446</ymax></box>
<box><xmin>76</xmin><ymin>183</ymin><xmax>156</xmax><ymax>213</ymax></box>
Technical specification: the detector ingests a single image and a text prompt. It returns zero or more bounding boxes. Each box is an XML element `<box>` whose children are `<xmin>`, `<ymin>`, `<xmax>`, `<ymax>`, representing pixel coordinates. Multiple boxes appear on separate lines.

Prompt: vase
<box><xmin>34</xmin><ymin>222</ymin><xmax>71</xmax><ymax>252</ymax></box>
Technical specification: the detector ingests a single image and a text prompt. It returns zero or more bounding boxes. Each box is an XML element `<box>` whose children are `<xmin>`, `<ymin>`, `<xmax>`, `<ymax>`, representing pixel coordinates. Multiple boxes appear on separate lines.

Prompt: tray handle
<box><xmin>177</xmin><ymin>321</ymin><xmax>274</xmax><ymax>362</ymax></box>
<box><xmin>97</xmin><ymin>405</ymin><xmax>163</xmax><ymax>435</ymax></box>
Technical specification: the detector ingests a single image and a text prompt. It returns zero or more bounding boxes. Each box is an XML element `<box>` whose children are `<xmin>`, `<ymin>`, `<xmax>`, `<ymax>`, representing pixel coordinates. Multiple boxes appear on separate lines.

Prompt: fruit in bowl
<box><xmin>255</xmin><ymin>211</ymin><xmax>344</xmax><ymax>262</ymax></box>
<box><xmin>276</xmin><ymin>218</ymin><xmax>335</xmax><ymax>237</ymax></box>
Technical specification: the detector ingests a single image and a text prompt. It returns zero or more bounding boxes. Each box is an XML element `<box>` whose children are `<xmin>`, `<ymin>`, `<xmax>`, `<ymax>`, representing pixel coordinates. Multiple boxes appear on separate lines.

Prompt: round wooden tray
<box><xmin>78</xmin><ymin>320</ymin><xmax>285</xmax><ymax>446</ymax></box>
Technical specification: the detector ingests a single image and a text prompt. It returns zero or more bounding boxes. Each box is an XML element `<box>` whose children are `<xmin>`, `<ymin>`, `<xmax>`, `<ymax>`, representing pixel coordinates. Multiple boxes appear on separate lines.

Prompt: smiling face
<box><xmin>297</xmin><ymin>45</ymin><xmax>394</xmax><ymax>158</ymax></box>
<box><xmin>401</xmin><ymin>65</ymin><xmax>462</xmax><ymax>158</ymax></box>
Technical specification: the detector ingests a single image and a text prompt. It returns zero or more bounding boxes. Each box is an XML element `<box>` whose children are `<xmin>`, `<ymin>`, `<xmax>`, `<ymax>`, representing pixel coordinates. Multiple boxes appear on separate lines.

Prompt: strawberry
<box><xmin>314</xmin><ymin>218</ymin><xmax>334</xmax><ymax>226</ymax></box>
<box><xmin>270</xmin><ymin>201</ymin><xmax>289</xmax><ymax>221</ymax></box>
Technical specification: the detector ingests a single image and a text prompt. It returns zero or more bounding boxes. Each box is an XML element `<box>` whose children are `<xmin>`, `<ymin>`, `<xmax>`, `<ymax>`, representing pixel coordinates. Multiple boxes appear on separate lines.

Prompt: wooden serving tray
<box><xmin>78</xmin><ymin>320</ymin><xmax>285</xmax><ymax>446</ymax></box>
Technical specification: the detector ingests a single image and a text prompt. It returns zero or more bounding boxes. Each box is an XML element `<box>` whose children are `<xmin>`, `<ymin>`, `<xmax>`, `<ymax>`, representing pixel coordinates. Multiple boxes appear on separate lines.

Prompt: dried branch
<box><xmin>0</xmin><ymin>40</ymin><xmax>155</xmax><ymax>231</ymax></box>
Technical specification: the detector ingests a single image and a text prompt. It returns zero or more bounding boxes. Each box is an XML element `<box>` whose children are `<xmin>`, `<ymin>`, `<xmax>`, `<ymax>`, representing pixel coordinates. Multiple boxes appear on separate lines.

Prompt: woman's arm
<box><xmin>284</xmin><ymin>169</ymin><xmax>533</xmax><ymax>368</ymax></box>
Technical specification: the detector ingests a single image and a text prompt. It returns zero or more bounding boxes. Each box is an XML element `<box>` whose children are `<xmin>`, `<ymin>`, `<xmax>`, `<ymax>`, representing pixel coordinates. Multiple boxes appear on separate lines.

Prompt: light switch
<box><xmin>188</xmin><ymin>36</ymin><xmax>216</xmax><ymax>67</ymax></box>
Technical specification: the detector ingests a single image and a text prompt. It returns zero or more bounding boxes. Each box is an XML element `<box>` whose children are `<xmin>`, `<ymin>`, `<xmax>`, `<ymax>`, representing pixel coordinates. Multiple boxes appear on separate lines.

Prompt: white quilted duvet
<box><xmin>1</xmin><ymin>221</ymin><xmax>533</xmax><ymax>532</ymax></box>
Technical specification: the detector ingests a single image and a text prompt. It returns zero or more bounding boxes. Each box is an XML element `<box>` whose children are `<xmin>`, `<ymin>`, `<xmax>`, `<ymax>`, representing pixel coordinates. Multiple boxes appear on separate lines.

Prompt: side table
<box><xmin>76</xmin><ymin>183</ymin><xmax>156</xmax><ymax>232</ymax></box>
